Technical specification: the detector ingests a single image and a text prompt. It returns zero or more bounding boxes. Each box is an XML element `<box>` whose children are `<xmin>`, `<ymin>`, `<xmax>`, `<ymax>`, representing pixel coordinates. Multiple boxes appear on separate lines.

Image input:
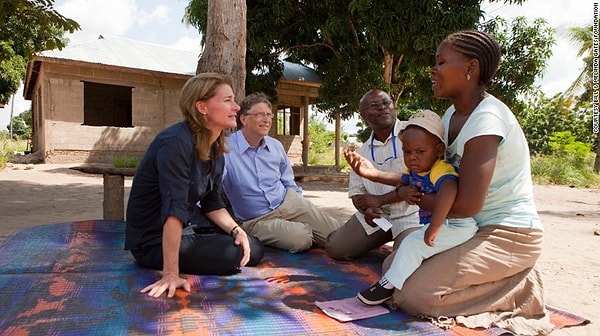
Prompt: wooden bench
<box><xmin>72</xmin><ymin>165</ymin><xmax>349</xmax><ymax>221</ymax></box>
<box><xmin>71</xmin><ymin>166</ymin><xmax>135</xmax><ymax>220</ymax></box>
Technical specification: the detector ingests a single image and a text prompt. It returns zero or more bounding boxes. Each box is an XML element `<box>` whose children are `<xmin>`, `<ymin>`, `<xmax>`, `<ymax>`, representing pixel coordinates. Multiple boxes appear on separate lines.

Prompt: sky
<box><xmin>0</xmin><ymin>0</ymin><xmax>592</xmax><ymax>133</ymax></box>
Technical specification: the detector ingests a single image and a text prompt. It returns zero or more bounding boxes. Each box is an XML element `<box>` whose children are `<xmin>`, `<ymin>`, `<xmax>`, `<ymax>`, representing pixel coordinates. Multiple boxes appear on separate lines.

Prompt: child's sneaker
<box><xmin>357</xmin><ymin>282</ymin><xmax>394</xmax><ymax>305</ymax></box>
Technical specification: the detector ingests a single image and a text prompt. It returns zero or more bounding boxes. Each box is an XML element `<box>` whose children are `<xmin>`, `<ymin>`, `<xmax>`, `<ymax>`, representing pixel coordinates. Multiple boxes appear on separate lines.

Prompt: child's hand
<box><xmin>424</xmin><ymin>225</ymin><xmax>440</xmax><ymax>247</ymax></box>
<box><xmin>344</xmin><ymin>149</ymin><xmax>378</xmax><ymax>179</ymax></box>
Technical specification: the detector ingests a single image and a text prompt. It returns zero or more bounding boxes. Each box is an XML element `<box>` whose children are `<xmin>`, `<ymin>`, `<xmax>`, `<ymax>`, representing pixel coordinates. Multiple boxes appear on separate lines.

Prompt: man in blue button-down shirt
<box><xmin>223</xmin><ymin>92</ymin><xmax>342</xmax><ymax>253</ymax></box>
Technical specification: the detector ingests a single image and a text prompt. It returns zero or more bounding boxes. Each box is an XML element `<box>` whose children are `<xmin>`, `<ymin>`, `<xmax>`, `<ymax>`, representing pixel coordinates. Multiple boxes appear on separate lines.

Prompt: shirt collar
<box><xmin>369</xmin><ymin>119</ymin><xmax>402</xmax><ymax>147</ymax></box>
<box><xmin>233</xmin><ymin>129</ymin><xmax>270</xmax><ymax>153</ymax></box>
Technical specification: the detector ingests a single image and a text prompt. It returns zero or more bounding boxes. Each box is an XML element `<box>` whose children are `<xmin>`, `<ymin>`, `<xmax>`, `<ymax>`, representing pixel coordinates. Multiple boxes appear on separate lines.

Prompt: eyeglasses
<box><xmin>245</xmin><ymin>112</ymin><xmax>274</xmax><ymax>119</ymax></box>
<box><xmin>365</xmin><ymin>99</ymin><xmax>392</xmax><ymax>112</ymax></box>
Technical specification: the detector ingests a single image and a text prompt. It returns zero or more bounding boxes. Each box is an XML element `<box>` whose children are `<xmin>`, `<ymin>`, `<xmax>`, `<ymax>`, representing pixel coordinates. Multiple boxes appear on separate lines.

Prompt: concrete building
<box><xmin>23</xmin><ymin>35</ymin><xmax>320</xmax><ymax>165</ymax></box>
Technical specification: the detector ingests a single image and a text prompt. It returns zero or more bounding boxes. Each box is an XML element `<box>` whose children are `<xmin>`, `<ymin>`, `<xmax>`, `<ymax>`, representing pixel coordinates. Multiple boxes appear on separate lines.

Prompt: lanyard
<box><xmin>370</xmin><ymin>125</ymin><xmax>398</xmax><ymax>165</ymax></box>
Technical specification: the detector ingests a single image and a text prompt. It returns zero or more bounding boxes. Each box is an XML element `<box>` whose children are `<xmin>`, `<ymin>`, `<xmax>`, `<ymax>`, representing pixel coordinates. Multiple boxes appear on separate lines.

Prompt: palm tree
<box><xmin>564</xmin><ymin>23</ymin><xmax>599</xmax><ymax>173</ymax></box>
<box><xmin>564</xmin><ymin>24</ymin><xmax>593</xmax><ymax>97</ymax></box>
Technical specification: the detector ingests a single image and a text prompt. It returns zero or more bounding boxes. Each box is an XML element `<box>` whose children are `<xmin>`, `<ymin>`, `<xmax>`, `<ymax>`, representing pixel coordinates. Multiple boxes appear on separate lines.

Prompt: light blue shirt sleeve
<box><xmin>223</xmin><ymin>130</ymin><xmax>302</xmax><ymax>221</ymax></box>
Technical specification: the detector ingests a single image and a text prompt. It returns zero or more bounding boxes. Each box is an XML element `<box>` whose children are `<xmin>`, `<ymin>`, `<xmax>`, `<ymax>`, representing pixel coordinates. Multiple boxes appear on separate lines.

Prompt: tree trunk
<box><xmin>196</xmin><ymin>0</ymin><xmax>247</xmax><ymax>101</ymax></box>
<box><xmin>9</xmin><ymin>93</ymin><xmax>15</xmax><ymax>140</ymax></box>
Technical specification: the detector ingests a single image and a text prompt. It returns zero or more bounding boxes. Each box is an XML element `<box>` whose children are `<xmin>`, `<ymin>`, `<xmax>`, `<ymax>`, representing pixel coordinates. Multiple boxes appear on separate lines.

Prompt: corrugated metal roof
<box><xmin>36</xmin><ymin>35</ymin><xmax>320</xmax><ymax>83</ymax></box>
<box><xmin>282</xmin><ymin>60</ymin><xmax>320</xmax><ymax>83</ymax></box>
<box><xmin>40</xmin><ymin>35</ymin><xmax>199</xmax><ymax>75</ymax></box>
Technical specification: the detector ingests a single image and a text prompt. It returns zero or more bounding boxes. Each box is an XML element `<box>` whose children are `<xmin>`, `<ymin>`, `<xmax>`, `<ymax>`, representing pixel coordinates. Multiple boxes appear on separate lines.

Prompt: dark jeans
<box><xmin>132</xmin><ymin>227</ymin><xmax>264</xmax><ymax>275</ymax></box>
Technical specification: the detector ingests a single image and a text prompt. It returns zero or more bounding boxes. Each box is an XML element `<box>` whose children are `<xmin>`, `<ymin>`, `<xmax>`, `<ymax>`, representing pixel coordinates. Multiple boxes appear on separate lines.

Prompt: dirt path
<box><xmin>1</xmin><ymin>163</ymin><xmax>598</xmax><ymax>335</ymax></box>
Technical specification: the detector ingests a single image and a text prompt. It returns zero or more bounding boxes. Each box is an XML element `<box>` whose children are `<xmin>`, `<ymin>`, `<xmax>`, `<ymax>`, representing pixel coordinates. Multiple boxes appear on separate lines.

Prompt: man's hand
<box><xmin>363</xmin><ymin>207</ymin><xmax>384</xmax><ymax>227</ymax></box>
<box><xmin>353</xmin><ymin>194</ymin><xmax>383</xmax><ymax>211</ymax></box>
<box><xmin>396</xmin><ymin>185</ymin><xmax>423</xmax><ymax>205</ymax></box>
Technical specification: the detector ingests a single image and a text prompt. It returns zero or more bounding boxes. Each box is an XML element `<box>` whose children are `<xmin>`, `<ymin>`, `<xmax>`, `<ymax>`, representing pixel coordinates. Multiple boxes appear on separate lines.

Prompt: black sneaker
<box><xmin>357</xmin><ymin>282</ymin><xmax>394</xmax><ymax>305</ymax></box>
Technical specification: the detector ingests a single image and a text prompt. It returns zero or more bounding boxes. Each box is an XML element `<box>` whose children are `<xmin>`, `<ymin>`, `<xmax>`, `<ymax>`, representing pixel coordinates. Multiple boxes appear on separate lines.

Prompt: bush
<box><xmin>531</xmin><ymin>153</ymin><xmax>600</xmax><ymax>187</ymax></box>
<box><xmin>530</xmin><ymin>131</ymin><xmax>599</xmax><ymax>187</ymax></box>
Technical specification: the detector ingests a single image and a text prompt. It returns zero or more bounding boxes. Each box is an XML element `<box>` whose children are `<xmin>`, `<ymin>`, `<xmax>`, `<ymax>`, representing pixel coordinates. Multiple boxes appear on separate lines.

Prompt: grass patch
<box><xmin>0</xmin><ymin>134</ymin><xmax>29</xmax><ymax>170</ymax></box>
<box><xmin>531</xmin><ymin>153</ymin><xmax>600</xmax><ymax>188</ymax></box>
<box><xmin>0</xmin><ymin>136</ymin><xmax>8</xmax><ymax>170</ymax></box>
<box><xmin>113</xmin><ymin>156</ymin><xmax>141</xmax><ymax>168</ymax></box>
<box><xmin>308</xmin><ymin>150</ymin><xmax>350</xmax><ymax>172</ymax></box>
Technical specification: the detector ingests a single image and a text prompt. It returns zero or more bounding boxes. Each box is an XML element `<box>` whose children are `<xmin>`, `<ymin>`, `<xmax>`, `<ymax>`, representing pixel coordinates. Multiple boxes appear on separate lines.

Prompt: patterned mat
<box><xmin>0</xmin><ymin>220</ymin><xmax>590</xmax><ymax>335</ymax></box>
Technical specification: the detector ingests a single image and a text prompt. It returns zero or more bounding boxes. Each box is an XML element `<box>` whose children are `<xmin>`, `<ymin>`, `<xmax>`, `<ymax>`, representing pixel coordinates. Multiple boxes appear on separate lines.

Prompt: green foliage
<box><xmin>519</xmin><ymin>93</ymin><xmax>593</xmax><ymax>154</ymax></box>
<box><xmin>355</xmin><ymin>127</ymin><xmax>372</xmax><ymax>144</ymax></box>
<box><xmin>564</xmin><ymin>24</ymin><xmax>593</xmax><ymax>99</ymax></box>
<box><xmin>8</xmin><ymin>109</ymin><xmax>32</xmax><ymax>139</ymax></box>
<box><xmin>548</xmin><ymin>131</ymin><xmax>591</xmax><ymax>158</ymax></box>
<box><xmin>308</xmin><ymin>116</ymin><xmax>337</xmax><ymax>154</ymax></box>
<box><xmin>113</xmin><ymin>156</ymin><xmax>141</xmax><ymax>168</ymax></box>
<box><xmin>562</xmin><ymin>23</ymin><xmax>599</xmax><ymax>173</ymax></box>
<box><xmin>481</xmin><ymin>17</ymin><xmax>554</xmax><ymax>113</ymax></box>
<box><xmin>305</xmin><ymin>116</ymin><xmax>350</xmax><ymax>170</ymax></box>
<box><xmin>531</xmin><ymin>153</ymin><xmax>600</xmax><ymax>188</ymax></box>
<box><xmin>186</xmin><ymin>1</ymin><xmax>590</xmax><ymax>176</ymax></box>
<box><xmin>0</xmin><ymin>0</ymin><xmax>80</xmax><ymax>104</ymax></box>
<box><xmin>307</xmin><ymin>151</ymin><xmax>351</xmax><ymax>172</ymax></box>
<box><xmin>0</xmin><ymin>51</ymin><xmax>26</xmax><ymax>104</ymax></box>
<box><xmin>0</xmin><ymin>132</ymin><xmax>9</xmax><ymax>169</ymax></box>
<box><xmin>186</xmin><ymin>1</ymin><xmax>552</xmax><ymax>143</ymax></box>
<box><xmin>531</xmin><ymin>132</ymin><xmax>598</xmax><ymax>188</ymax></box>
<box><xmin>0</xmin><ymin>133</ymin><xmax>29</xmax><ymax>169</ymax></box>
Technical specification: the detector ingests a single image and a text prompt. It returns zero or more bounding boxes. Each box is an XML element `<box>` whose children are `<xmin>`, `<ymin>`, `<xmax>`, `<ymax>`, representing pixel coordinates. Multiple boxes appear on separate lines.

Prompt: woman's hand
<box><xmin>232</xmin><ymin>227</ymin><xmax>251</xmax><ymax>267</ymax></box>
<box><xmin>205</xmin><ymin>209</ymin><xmax>252</xmax><ymax>268</ymax></box>
<box><xmin>144</xmin><ymin>216</ymin><xmax>189</xmax><ymax>298</ymax></box>
<box><xmin>141</xmin><ymin>272</ymin><xmax>191</xmax><ymax>298</ymax></box>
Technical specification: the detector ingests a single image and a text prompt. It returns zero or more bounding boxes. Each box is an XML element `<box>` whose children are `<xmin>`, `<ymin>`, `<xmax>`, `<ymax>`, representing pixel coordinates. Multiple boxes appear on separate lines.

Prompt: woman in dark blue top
<box><xmin>126</xmin><ymin>73</ymin><xmax>264</xmax><ymax>298</ymax></box>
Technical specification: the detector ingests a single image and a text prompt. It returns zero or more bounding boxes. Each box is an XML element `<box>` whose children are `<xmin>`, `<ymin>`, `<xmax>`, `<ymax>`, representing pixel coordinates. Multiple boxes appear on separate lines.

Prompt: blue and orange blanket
<box><xmin>0</xmin><ymin>220</ymin><xmax>590</xmax><ymax>335</ymax></box>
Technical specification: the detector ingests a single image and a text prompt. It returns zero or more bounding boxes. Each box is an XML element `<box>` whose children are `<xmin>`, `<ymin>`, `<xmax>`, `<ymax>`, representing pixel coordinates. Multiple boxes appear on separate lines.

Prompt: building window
<box><xmin>83</xmin><ymin>81</ymin><xmax>133</xmax><ymax>127</ymax></box>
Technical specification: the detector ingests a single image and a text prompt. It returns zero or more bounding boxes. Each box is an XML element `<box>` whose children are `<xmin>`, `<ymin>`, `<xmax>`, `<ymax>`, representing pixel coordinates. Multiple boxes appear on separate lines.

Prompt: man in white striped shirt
<box><xmin>325</xmin><ymin>89</ymin><xmax>420</xmax><ymax>260</ymax></box>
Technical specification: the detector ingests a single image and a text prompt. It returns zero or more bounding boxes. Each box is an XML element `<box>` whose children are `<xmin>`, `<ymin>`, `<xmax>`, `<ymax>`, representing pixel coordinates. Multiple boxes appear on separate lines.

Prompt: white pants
<box><xmin>385</xmin><ymin>218</ymin><xmax>477</xmax><ymax>289</ymax></box>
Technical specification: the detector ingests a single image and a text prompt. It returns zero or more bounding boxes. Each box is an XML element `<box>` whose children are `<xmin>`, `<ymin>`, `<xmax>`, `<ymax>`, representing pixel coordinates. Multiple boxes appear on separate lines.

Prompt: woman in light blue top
<box><xmin>344</xmin><ymin>30</ymin><xmax>550</xmax><ymax>335</ymax></box>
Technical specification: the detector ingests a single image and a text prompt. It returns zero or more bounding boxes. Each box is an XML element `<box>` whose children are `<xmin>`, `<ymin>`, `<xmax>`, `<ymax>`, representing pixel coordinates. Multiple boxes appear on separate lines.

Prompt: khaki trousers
<box><xmin>242</xmin><ymin>188</ymin><xmax>341</xmax><ymax>253</ymax></box>
<box><xmin>325</xmin><ymin>213</ymin><xmax>420</xmax><ymax>261</ymax></box>
<box><xmin>383</xmin><ymin>225</ymin><xmax>552</xmax><ymax>335</ymax></box>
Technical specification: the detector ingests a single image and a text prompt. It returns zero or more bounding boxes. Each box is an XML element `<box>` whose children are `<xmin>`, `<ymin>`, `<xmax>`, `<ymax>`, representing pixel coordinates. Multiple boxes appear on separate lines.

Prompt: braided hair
<box><xmin>443</xmin><ymin>30</ymin><xmax>501</xmax><ymax>88</ymax></box>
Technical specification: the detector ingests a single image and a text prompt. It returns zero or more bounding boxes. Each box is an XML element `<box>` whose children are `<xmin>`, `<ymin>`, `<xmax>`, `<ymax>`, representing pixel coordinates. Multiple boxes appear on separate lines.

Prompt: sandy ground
<box><xmin>0</xmin><ymin>163</ymin><xmax>599</xmax><ymax>335</ymax></box>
